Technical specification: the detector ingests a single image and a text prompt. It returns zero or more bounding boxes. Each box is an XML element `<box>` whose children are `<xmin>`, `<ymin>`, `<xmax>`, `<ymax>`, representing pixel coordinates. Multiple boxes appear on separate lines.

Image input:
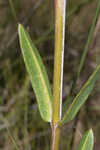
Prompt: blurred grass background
<box><xmin>0</xmin><ymin>0</ymin><xmax>100</xmax><ymax>149</ymax></box>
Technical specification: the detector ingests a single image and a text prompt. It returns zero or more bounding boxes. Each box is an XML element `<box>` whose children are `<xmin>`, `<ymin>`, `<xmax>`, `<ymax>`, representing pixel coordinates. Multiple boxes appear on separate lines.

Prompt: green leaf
<box><xmin>77</xmin><ymin>129</ymin><xmax>94</xmax><ymax>150</ymax></box>
<box><xmin>60</xmin><ymin>64</ymin><xmax>100</xmax><ymax>125</ymax></box>
<box><xmin>63</xmin><ymin>0</ymin><xmax>100</xmax><ymax>114</ymax></box>
<box><xmin>18</xmin><ymin>24</ymin><xmax>52</xmax><ymax>122</ymax></box>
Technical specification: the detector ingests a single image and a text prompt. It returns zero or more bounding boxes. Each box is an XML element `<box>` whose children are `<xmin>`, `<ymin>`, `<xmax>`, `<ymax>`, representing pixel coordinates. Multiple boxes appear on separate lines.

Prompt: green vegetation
<box><xmin>0</xmin><ymin>0</ymin><xmax>100</xmax><ymax>149</ymax></box>
<box><xmin>18</xmin><ymin>0</ymin><xmax>100</xmax><ymax>150</ymax></box>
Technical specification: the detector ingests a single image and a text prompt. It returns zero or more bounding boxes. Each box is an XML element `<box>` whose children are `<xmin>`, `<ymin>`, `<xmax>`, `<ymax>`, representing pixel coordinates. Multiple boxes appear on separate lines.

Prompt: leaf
<box><xmin>18</xmin><ymin>24</ymin><xmax>52</xmax><ymax>122</ymax></box>
<box><xmin>60</xmin><ymin>64</ymin><xmax>100</xmax><ymax>125</ymax></box>
<box><xmin>62</xmin><ymin>0</ymin><xmax>100</xmax><ymax>114</ymax></box>
<box><xmin>77</xmin><ymin>129</ymin><xmax>94</xmax><ymax>150</ymax></box>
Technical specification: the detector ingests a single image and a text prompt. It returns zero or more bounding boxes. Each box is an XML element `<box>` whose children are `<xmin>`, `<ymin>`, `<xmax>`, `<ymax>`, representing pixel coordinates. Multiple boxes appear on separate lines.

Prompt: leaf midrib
<box><xmin>62</xmin><ymin>65</ymin><xmax>100</xmax><ymax>123</ymax></box>
<box><xmin>22</xmin><ymin>27</ymin><xmax>52</xmax><ymax>109</ymax></box>
<box><xmin>82</xmin><ymin>131</ymin><xmax>90</xmax><ymax>150</ymax></box>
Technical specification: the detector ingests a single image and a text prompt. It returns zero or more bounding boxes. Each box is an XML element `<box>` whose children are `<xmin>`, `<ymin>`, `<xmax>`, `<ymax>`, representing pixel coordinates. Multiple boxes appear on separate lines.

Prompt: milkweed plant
<box><xmin>18</xmin><ymin>0</ymin><xmax>100</xmax><ymax>150</ymax></box>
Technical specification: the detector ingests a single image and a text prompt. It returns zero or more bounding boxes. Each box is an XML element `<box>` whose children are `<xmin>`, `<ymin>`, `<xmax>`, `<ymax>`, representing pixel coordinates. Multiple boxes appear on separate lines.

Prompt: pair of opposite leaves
<box><xmin>18</xmin><ymin>24</ymin><xmax>100</xmax><ymax>150</ymax></box>
<box><xmin>18</xmin><ymin>24</ymin><xmax>100</xmax><ymax>125</ymax></box>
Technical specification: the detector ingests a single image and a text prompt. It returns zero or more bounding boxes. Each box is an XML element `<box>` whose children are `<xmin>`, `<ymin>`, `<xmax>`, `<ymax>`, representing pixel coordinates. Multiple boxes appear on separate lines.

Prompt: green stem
<box><xmin>51</xmin><ymin>0</ymin><xmax>66</xmax><ymax>150</ymax></box>
<box><xmin>51</xmin><ymin>125</ymin><xmax>61</xmax><ymax>150</ymax></box>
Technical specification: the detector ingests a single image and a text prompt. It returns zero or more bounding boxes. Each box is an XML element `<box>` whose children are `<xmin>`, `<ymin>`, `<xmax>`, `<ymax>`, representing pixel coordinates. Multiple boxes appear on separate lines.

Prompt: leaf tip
<box><xmin>18</xmin><ymin>23</ymin><xmax>22</xmax><ymax>30</ymax></box>
<box><xmin>89</xmin><ymin>129</ymin><xmax>94</xmax><ymax>138</ymax></box>
<box><xmin>18</xmin><ymin>24</ymin><xmax>24</xmax><ymax>36</ymax></box>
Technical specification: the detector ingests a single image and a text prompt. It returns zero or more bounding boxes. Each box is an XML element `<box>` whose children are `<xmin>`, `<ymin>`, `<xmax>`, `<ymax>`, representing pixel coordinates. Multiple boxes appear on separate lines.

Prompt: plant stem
<box><xmin>51</xmin><ymin>125</ymin><xmax>61</xmax><ymax>150</ymax></box>
<box><xmin>51</xmin><ymin>0</ymin><xmax>66</xmax><ymax>150</ymax></box>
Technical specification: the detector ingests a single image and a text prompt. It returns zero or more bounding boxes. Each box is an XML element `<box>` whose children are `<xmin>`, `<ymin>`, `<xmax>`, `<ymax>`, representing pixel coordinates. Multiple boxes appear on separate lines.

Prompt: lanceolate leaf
<box><xmin>77</xmin><ymin>129</ymin><xmax>94</xmax><ymax>150</ymax></box>
<box><xmin>18</xmin><ymin>24</ymin><xmax>52</xmax><ymax>122</ymax></box>
<box><xmin>60</xmin><ymin>64</ymin><xmax>100</xmax><ymax>125</ymax></box>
